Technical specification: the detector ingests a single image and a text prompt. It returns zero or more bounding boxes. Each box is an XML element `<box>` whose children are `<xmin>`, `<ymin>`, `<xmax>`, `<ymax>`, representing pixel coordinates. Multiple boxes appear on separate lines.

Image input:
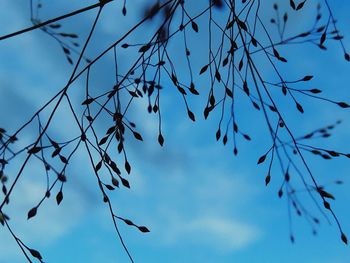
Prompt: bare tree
<box><xmin>0</xmin><ymin>0</ymin><xmax>349</xmax><ymax>261</ymax></box>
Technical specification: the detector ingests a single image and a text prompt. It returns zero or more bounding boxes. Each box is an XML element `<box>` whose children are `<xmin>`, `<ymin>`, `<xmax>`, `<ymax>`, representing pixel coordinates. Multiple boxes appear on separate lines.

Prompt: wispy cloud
<box><xmin>181</xmin><ymin>216</ymin><xmax>261</xmax><ymax>250</ymax></box>
<box><xmin>151</xmin><ymin>205</ymin><xmax>262</xmax><ymax>251</ymax></box>
<box><xmin>0</xmin><ymin>177</ymin><xmax>88</xmax><ymax>262</ymax></box>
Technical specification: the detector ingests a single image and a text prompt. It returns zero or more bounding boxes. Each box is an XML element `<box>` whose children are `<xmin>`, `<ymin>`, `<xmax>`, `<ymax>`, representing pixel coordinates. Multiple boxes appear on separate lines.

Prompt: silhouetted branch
<box><xmin>0</xmin><ymin>0</ymin><xmax>349</xmax><ymax>261</ymax></box>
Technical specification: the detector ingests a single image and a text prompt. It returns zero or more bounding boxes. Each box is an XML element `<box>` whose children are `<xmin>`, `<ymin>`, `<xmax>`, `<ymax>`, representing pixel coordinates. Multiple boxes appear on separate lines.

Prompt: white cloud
<box><xmin>0</xmin><ymin>176</ymin><xmax>88</xmax><ymax>261</ymax></box>
<box><xmin>183</xmin><ymin>216</ymin><xmax>261</xmax><ymax>250</ymax></box>
<box><xmin>151</xmin><ymin>209</ymin><xmax>262</xmax><ymax>252</ymax></box>
<box><xmin>133</xmin><ymin>164</ymin><xmax>263</xmax><ymax>253</ymax></box>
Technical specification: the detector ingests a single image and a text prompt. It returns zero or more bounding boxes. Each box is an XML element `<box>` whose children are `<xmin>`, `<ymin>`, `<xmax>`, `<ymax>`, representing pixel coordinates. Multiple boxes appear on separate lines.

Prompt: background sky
<box><xmin>0</xmin><ymin>1</ymin><xmax>350</xmax><ymax>262</ymax></box>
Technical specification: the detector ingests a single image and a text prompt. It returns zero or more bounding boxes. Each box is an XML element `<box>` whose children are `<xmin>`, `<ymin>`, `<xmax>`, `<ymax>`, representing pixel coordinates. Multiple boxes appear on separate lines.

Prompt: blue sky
<box><xmin>0</xmin><ymin>1</ymin><xmax>350</xmax><ymax>262</ymax></box>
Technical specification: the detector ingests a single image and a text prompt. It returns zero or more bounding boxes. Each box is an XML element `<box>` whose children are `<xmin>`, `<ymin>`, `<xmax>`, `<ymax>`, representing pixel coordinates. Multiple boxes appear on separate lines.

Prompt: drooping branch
<box><xmin>0</xmin><ymin>0</ymin><xmax>349</xmax><ymax>262</ymax></box>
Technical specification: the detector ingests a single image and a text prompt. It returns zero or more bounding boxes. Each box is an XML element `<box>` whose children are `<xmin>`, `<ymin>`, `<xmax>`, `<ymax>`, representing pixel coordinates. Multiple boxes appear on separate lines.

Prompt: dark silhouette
<box><xmin>0</xmin><ymin>0</ymin><xmax>349</xmax><ymax>261</ymax></box>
